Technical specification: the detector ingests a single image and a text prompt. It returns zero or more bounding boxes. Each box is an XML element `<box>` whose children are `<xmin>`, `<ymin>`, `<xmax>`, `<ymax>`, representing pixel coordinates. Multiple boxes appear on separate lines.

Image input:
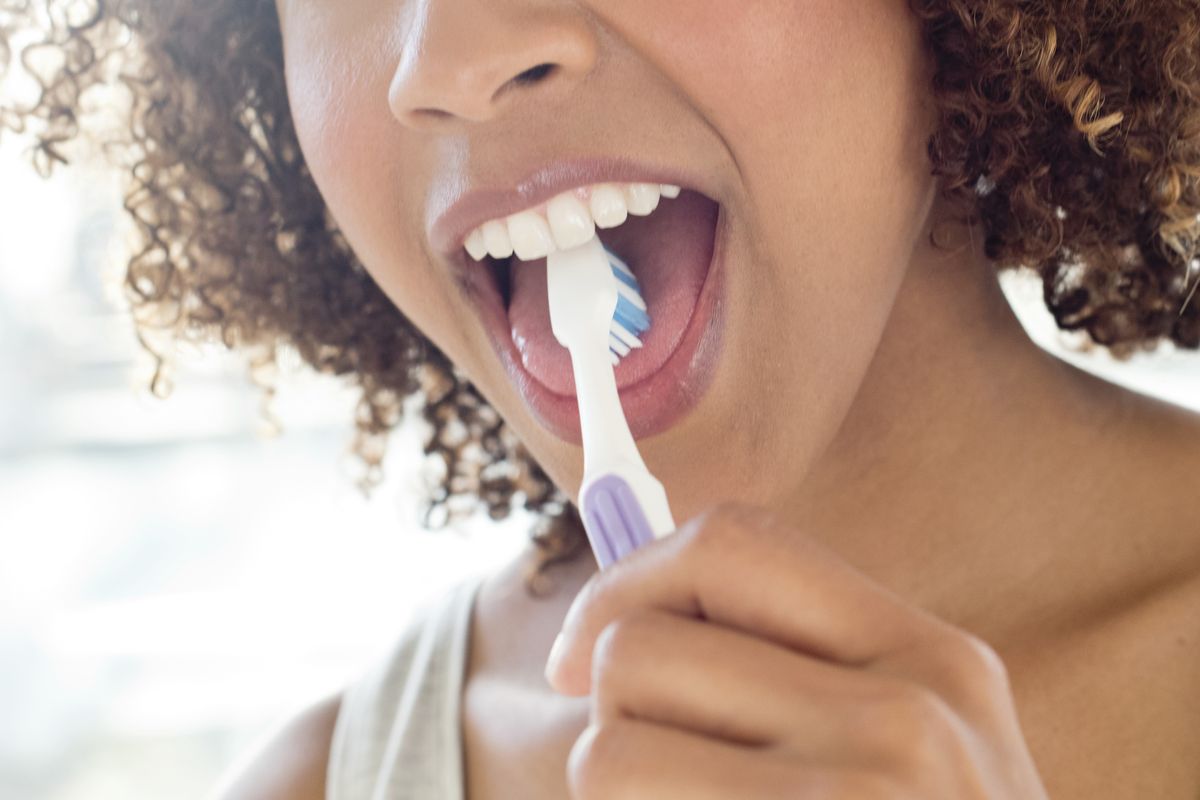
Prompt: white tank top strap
<box><xmin>327</xmin><ymin>570</ymin><xmax>488</xmax><ymax>800</ymax></box>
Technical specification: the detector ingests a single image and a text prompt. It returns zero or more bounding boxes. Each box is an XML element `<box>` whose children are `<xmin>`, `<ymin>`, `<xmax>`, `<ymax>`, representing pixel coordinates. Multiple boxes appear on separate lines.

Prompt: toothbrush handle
<box><xmin>580</xmin><ymin>474</ymin><xmax>659</xmax><ymax>569</ymax></box>
<box><xmin>580</xmin><ymin>470</ymin><xmax>676</xmax><ymax>568</ymax></box>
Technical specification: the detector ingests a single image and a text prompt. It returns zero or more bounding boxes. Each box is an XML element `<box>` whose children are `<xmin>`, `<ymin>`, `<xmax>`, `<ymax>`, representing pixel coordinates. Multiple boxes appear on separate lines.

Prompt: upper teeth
<box><xmin>463</xmin><ymin>182</ymin><xmax>682</xmax><ymax>262</ymax></box>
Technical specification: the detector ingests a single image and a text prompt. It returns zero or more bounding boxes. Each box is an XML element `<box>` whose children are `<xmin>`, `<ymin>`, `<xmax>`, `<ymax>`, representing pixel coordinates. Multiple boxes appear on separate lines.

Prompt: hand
<box><xmin>544</xmin><ymin>502</ymin><xmax>1050</xmax><ymax>799</ymax></box>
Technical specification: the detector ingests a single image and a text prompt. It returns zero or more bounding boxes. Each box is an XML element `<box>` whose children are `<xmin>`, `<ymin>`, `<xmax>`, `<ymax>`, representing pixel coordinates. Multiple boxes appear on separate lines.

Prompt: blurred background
<box><xmin>1</xmin><ymin>128</ymin><xmax>1198</xmax><ymax>800</ymax></box>
<box><xmin>0</xmin><ymin>133</ymin><xmax>533</xmax><ymax>799</ymax></box>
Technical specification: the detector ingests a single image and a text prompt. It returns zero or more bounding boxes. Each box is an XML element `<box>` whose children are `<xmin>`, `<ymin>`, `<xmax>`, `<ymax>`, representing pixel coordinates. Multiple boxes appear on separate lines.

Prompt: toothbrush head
<box><xmin>605</xmin><ymin>246</ymin><xmax>650</xmax><ymax>365</ymax></box>
<box><xmin>546</xmin><ymin>234</ymin><xmax>651</xmax><ymax>366</ymax></box>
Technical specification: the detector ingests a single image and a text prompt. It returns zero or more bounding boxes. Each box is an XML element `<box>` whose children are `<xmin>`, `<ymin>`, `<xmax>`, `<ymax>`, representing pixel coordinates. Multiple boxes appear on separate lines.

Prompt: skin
<box><xmin>244</xmin><ymin>0</ymin><xmax>1200</xmax><ymax>797</ymax></box>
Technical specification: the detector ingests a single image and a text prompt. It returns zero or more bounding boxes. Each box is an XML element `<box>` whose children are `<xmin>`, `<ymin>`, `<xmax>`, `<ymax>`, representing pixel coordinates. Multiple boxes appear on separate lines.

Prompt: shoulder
<box><xmin>204</xmin><ymin>569</ymin><xmax>506</xmax><ymax>800</ymax></box>
<box><xmin>207</xmin><ymin>692</ymin><xmax>342</xmax><ymax>800</ymax></box>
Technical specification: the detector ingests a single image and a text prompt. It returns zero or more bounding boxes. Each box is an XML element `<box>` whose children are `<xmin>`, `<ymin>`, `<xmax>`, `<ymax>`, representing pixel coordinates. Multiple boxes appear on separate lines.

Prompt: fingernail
<box><xmin>544</xmin><ymin>632</ymin><xmax>566</xmax><ymax>685</ymax></box>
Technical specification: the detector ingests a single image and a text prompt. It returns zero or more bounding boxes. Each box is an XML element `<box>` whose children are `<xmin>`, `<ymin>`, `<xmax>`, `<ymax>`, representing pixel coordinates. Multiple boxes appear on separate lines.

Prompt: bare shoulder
<box><xmin>207</xmin><ymin>692</ymin><xmax>342</xmax><ymax>800</ymax></box>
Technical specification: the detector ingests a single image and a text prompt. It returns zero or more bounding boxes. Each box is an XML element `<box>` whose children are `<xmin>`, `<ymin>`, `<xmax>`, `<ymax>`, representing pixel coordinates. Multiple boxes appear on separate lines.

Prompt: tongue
<box><xmin>508</xmin><ymin>190</ymin><xmax>718</xmax><ymax>396</ymax></box>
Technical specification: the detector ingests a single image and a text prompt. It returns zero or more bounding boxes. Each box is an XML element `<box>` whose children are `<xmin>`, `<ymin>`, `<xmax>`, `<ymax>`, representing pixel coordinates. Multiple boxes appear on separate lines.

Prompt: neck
<box><xmin>782</xmin><ymin>205</ymin><xmax>1200</xmax><ymax>645</ymax></box>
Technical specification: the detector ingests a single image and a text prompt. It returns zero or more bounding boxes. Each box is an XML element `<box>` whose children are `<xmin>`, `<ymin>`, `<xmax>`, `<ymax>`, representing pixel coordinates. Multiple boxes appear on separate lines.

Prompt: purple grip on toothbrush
<box><xmin>581</xmin><ymin>474</ymin><xmax>657</xmax><ymax>569</ymax></box>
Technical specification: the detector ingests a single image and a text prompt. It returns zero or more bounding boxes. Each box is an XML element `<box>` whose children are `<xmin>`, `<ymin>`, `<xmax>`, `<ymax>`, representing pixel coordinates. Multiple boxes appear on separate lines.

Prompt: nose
<box><xmin>388</xmin><ymin>0</ymin><xmax>598</xmax><ymax>130</ymax></box>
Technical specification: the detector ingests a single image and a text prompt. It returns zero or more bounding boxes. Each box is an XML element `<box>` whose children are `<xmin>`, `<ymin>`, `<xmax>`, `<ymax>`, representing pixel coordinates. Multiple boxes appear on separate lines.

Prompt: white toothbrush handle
<box><xmin>567</xmin><ymin>338</ymin><xmax>676</xmax><ymax>568</ymax></box>
<box><xmin>567</xmin><ymin>333</ymin><xmax>639</xmax><ymax>477</ymax></box>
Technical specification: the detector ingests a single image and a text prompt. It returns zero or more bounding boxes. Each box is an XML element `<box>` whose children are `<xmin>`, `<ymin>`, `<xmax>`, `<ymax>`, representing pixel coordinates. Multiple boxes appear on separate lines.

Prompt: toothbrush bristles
<box><xmin>603</xmin><ymin>244</ymin><xmax>651</xmax><ymax>364</ymax></box>
<box><xmin>608</xmin><ymin>251</ymin><xmax>636</xmax><ymax>279</ymax></box>
<box><xmin>617</xmin><ymin>281</ymin><xmax>647</xmax><ymax>311</ymax></box>
<box><xmin>614</xmin><ymin>295</ymin><xmax>650</xmax><ymax>333</ymax></box>
<box><xmin>611</xmin><ymin>323</ymin><xmax>643</xmax><ymax>350</ymax></box>
<box><xmin>611</xmin><ymin>265</ymin><xmax>640</xmax><ymax>291</ymax></box>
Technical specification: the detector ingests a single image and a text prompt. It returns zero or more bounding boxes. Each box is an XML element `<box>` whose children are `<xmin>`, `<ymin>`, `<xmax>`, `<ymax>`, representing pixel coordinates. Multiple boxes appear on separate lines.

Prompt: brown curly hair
<box><xmin>2</xmin><ymin>0</ymin><xmax>1197</xmax><ymax>585</ymax></box>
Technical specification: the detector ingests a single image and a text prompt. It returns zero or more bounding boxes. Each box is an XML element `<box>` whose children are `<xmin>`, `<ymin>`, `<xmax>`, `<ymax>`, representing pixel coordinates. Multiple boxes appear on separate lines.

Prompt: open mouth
<box><xmin>454</xmin><ymin>183</ymin><xmax>727</xmax><ymax>442</ymax></box>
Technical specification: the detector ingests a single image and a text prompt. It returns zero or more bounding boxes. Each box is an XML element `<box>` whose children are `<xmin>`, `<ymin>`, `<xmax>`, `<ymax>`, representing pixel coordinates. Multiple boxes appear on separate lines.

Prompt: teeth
<box><xmin>546</xmin><ymin>192</ymin><xmax>595</xmax><ymax>250</ymax></box>
<box><xmin>625</xmin><ymin>183</ymin><xmax>661</xmax><ymax>216</ymax></box>
<box><xmin>461</xmin><ymin>179</ymin><xmax>684</xmax><ymax>262</ymax></box>
<box><xmin>590</xmin><ymin>184</ymin><xmax>629</xmax><ymax>229</ymax></box>
<box><xmin>481</xmin><ymin>219</ymin><xmax>514</xmax><ymax>259</ymax></box>
<box><xmin>507</xmin><ymin>210</ymin><xmax>557</xmax><ymax>260</ymax></box>
<box><xmin>464</xmin><ymin>228</ymin><xmax>488</xmax><ymax>261</ymax></box>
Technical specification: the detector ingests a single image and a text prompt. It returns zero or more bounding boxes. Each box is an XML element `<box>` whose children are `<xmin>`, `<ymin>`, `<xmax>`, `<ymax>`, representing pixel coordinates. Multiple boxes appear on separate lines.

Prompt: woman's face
<box><xmin>274</xmin><ymin>0</ymin><xmax>939</xmax><ymax>520</ymax></box>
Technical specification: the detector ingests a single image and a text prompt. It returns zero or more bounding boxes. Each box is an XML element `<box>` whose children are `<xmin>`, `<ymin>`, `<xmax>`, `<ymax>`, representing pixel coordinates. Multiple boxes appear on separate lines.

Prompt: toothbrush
<box><xmin>546</xmin><ymin>234</ymin><xmax>676</xmax><ymax>569</ymax></box>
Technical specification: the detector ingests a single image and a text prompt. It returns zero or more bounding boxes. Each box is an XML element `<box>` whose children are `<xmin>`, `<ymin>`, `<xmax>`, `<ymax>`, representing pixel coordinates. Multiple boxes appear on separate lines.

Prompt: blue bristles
<box><xmin>604</xmin><ymin>246</ymin><xmax>650</xmax><ymax>365</ymax></box>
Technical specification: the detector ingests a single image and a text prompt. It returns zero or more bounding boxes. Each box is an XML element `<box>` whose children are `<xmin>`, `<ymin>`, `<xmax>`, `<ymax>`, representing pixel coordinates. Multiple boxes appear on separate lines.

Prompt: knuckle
<box><xmin>593</xmin><ymin>612</ymin><xmax>654</xmax><ymax>673</ymax></box>
<box><xmin>929</xmin><ymin>630</ymin><xmax>1012</xmax><ymax>699</ymax></box>
<box><xmin>590</xmin><ymin>611</ymin><xmax>661</xmax><ymax>701</ymax></box>
<box><xmin>566</xmin><ymin>722</ymin><xmax>629</xmax><ymax>799</ymax></box>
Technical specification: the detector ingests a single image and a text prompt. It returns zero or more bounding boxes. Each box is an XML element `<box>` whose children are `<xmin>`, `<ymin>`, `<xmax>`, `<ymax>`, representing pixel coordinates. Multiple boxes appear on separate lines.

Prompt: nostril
<box><xmin>512</xmin><ymin>63</ymin><xmax>557</xmax><ymax>87</ymax></box>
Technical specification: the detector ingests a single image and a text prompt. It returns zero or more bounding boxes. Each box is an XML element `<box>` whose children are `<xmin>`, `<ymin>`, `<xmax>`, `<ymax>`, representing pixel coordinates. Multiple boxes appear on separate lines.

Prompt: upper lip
<box><xmin>427</xmin><ymin>155</ymin><xmax>709</xmax><ymax>258</ymax></box>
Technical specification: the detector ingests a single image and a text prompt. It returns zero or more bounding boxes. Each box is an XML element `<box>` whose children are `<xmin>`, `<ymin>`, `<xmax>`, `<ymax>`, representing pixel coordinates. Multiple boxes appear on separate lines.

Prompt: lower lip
<box><xmin>464</xmin><ymin>205</ymin><xmax>729</xmax><ymax>444</ymax></box>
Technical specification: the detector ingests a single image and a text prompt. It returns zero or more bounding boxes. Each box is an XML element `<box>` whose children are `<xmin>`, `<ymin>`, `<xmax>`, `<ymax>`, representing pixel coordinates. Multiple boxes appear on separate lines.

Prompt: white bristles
<box><xmin>610</xmin><ymin>323</ymin><xmax>643</xmax><ymax>351</ymax></box>
<box><xmin>609</xmin><ymin>334</ymin><xmax>632</xmax><ymax>357</ymax></box>
<box><xmin>616</xmin><ymin>280</ymin><xmax>647</xmax><ymax>311</ymax></box>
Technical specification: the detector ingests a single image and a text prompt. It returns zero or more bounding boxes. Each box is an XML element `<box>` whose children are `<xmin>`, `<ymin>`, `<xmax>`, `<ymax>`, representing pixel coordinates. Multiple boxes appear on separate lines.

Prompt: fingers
<box><xmin>589</xmin><ymin>608</ymin><xmax>967</xmax><ymax>771</ymax></box>
<box><xmin>568</xmin><ymin>716</ymin><xmax>901</xmax><ymax>800</ymax></box>
<box><xmin>548</xmin><ymin>502</ymin><xmax>950</xmax><ymax>695</ymax></box>
<box><xmin>552</xmin><ymin>501</ymin><xmax>1042</xmax><ymax>798</ymax></box>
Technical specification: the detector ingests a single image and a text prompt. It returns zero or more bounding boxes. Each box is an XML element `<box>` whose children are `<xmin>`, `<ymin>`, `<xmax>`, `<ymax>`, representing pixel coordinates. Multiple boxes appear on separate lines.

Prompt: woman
<box><xmin>4</xmin><ymin>1</ymin><xmax>1199</xmax><ymax>797</ymax></box>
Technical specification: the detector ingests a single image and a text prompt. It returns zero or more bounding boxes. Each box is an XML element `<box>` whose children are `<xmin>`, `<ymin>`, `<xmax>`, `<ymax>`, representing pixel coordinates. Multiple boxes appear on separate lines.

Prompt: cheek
<box><xmin>279</xmin><ymin>7</ymin><xmax>474</xmax><ymax>362</ymax></box>
<box><xmin>604</xmin><ymin>0</ymin><xmax>936</xmax><ymax>325</ymax></box>
<box><xmin>601</xmin><ymin>0</ymin><xmax>937</xmax><ymax>504</ymax></box>
<box><xmin>605</xmin><ymin>1</ymin><xmax>915</xmax><ymax>147</ymax></box>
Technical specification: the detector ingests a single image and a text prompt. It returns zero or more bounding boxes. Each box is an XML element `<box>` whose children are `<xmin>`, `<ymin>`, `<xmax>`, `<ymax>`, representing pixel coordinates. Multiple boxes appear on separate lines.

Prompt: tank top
<box><xmin>326</xmin><ymin>570</ymin><xmax>489</xmax><ymax>800</ymax></box>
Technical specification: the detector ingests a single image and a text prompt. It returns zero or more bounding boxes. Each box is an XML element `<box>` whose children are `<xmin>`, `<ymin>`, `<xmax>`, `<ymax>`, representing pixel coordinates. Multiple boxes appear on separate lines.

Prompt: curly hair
<box><xmin>2</xmin><ymin>0</ymin><xmax>1197</xmax><ymax>586</ymax></box>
